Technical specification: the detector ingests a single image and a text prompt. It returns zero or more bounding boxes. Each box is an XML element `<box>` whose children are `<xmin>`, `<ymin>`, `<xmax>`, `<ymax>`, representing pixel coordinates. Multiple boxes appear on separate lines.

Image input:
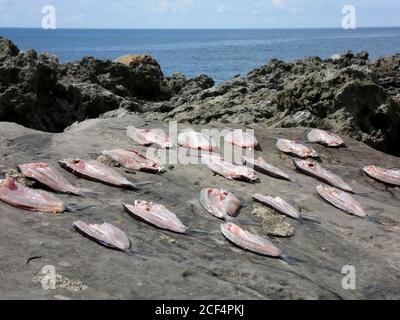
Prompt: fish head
<box><xmin>0</xmin><ymin>176</ymin><xmax>18</xmax><ymax>190</ymax></box>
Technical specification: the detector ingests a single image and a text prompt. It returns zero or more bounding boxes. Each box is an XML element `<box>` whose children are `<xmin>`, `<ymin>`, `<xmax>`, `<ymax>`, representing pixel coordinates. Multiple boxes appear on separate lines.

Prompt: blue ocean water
<box><xmin>1</xmin><ymin>28</ymin><xmax>399</xmax><ymax>81</ymax></box>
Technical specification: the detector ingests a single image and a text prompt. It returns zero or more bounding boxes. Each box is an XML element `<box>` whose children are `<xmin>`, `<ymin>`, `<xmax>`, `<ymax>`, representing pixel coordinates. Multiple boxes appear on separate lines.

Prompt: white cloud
<box><xmin>151</xmin><ymin>0</ymin><xmax>191</xmax><ymax>13</ymax></box>
<box><xmin>151</xmin><ymin>0</ymin><xmax>168</xmax><ymax>12</ymax></box>
<box><xmin>217</xmin><ymin>4</ymin><xmax>225</xmax><ymax>13</ymax></box>
<box><xmin>272</xmin><ymin>0</ymin><xmax>283</xmax><ymax>7</ymax></box>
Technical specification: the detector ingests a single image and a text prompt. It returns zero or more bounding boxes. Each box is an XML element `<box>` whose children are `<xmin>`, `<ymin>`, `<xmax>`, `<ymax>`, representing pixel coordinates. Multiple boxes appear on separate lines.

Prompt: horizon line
<box><xmin>1</xmin><ymin>26</ymin><xmax>400</xmax><ymax>30</ymax></box>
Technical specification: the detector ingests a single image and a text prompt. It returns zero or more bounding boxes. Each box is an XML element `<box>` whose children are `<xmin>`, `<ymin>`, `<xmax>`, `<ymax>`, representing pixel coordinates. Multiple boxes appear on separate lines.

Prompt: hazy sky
<box><xmin>0</xmin><ymin>0</ymin><xmax>399</xmax><ymax>28</ymax></box>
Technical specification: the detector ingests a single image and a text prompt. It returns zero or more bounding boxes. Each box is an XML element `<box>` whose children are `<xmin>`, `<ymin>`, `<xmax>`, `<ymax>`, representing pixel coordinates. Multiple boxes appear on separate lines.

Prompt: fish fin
<box><xmin>280</xmin><ymin>254</ymin><xmax>307</xmax><ymax>265</ymax></box>
<box><xmin>65</xmin><ymin>204</ymin><xmax>93</xmax><ymax>213</ymax></box>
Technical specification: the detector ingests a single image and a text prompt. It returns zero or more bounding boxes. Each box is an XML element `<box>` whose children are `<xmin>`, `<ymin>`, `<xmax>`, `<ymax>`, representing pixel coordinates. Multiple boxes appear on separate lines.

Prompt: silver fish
<box><xmin>276</xmin><ymin>139</ymin><xmax>319</xmax><ymax>158</ymax></box>
<box><xmin>200</xmin><ymin>188</ymin><xmax>241</xmax><ymax>220</ymax></box>
<box><xmin>242</xmin><ymin>156</ymin><xmax>291</xmax><ymax>181</ymax></box>
<box><xmin>58</xmin><ymin>159</ymin><xmax>141</xmax><ymax>189</ymax></box>
<box><xmin>316</xmin><ymin>185</ymin><xmax>366</xmax><ymax>218</ymax></box>
<box><xmin>253</xmin><ymin>193</ymin><xmax>300</xmax><ymax>220</ymax></box>
<box><xmin>307</xmin><ymin>129</ymin><xmax>345</xmax><ymax>147</ymax></box>
<box><xmin>126</xmin><ymin>126</ymin><xmax>172</xmax><ymax>148</ymax></box>
<box><xmin>220</xmin><ymin>222</ymin><xmax>282</xmax><ymax>258</ymax></box>
<box><xmin>0</xmin><ymin>176</ymin><xmax>66</xmax><ymax>213</ymax></box>
<box><xmin>208</xmin><ymin>157</ymin><xmax>258</xmax><ymax>182</ymax></box>
<box><xmin>18</xmin><ymin>162</ymin><xmax>93</xmax><ymax>196</ymax></box>
<box><xmin>102</xmin><ymin>148</ymin><xmax>164</xmax><ymax>173</ymax></box>
<box><xmin>224</xmin><ymin>129</ymin><xmax>259</xmax><ymax>148</ymax></box>
<box><xmin>178</xmin><ymin>129</ymin><xmax>217</xmax><ymax>151</ymax></box>
<box><xmin>362</xmin><ymin>165</ymin><xmax>400</xmax><ymax>187</ymax></box>
<box><xmin>123</xmin><ymin>200</ymin><xmax>189</xmax><ymax>234</ymax></box>
<box><xmin>73</xmin><ymin>220</ymin><xmax>131</xmax><ymax>253</ymax></box>
<box><xmin>294</xmin><ymin>158</ymin><xmax>353</xmax><ymax>192</ymax></box>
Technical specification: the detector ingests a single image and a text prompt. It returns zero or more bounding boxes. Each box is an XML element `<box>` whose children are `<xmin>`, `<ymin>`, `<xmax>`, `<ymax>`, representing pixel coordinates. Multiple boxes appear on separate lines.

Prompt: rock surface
<box><xmin>0</xmin><ymin>116</ymin><xmax>399</xmax><ymax>299</ymax></box>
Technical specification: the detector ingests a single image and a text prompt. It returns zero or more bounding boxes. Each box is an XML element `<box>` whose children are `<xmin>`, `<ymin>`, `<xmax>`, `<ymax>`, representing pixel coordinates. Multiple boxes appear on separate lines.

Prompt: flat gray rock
<box><xmin>0</xmin><ymin>116</ymin><xmax>399</xmax><ymax>299</ymax></box>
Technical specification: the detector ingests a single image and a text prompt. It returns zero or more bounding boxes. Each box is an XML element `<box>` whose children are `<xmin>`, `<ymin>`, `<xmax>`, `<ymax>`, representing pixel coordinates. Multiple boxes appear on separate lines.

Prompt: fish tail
<box><xmin>298</xmin><ymin>216</ymin><xmax>321</xmax><ymax>225</ymax></box>
<box><xmin>78</xmin><ymin>191</ymin><xmax>103</xmax><ymax>198</ymax></box>
<box><xmin>364</xmin><ymin>216</ymin><xmax>382</xmax><ymax>225</ymax></box>
<box><xmin>186</xmin><ymin>228</ymin><xmax>213</xmax><ymax>237</ymax></box>
<box><xmin>127</xmin><ymin>181</ymin><xmax>154</xmax><ymax>190</ymax></box>
<box><xmin>123</xmin><ymin>248</ymin><xmax>150</xmax><ymax>259</ymax></box>
<box><xmin>280</xmin><ymin>254</ymin><xmax>307</xmax><ymax>265</ymax></box>
<box><xmin>65</xmin><ymin>204</ymin><xmax>93</xmax><ymax>213</ymax></box>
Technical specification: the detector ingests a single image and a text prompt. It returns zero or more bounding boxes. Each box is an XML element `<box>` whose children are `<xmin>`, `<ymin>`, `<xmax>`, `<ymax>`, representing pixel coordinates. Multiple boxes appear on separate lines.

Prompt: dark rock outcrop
<box><xmin>0</xmin><ymin>37</ymin><xmax>399</xmax><ymax>156</ymax></box>
<box><xmin>145</xmin><ymin>51</ymin><xmax>400</xmax><ymax>156</ymax></box>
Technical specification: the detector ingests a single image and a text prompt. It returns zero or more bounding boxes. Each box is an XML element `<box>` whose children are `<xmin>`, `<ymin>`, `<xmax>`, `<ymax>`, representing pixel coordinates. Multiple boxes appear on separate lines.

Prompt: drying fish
<box><xmin>307</xmin><ymin>129</ymin><xmax>345</xmax><ymax>147</ymax></box>
<box><xmin>208</xmin><ymin>157</ymin><xmax>258</xmax><ymax>182</ymax></box>
<box><xmin>178</xmin><ymin>129</ymin><xmax>217</xmax><ymax>151</ymax></box>
<box><xmin>200</xmin><ymin>188</ymin><xmax>241</xmax><ymax>220</ymax></box>
<box><xmin>224</xmin><ymin>129</ymin><xmax>259</xmax><ymax>148</ymax></box>
<box><xmin>123</xmin><ymin>200</ymin><xmax>189</xmax><ymax>234</ymax></box>
<box><xmin>316</xmin><ymin>185</ymin><xmax>366</xmax><ymax>218</ymax></box>
<box><xmin>362</xmin><ymin>165</ymin><xmax>400</xmax><ymax>187</ymax></box>
<box><xmin>102</xmin><ymin>148</ymin><xmax>164</xmax><ymax>173</ymax></box>
<box><xmin>276</xmin><ymin>139</ymin><xmax>319</xmax><ymax>158</ymax></box>
<box><xmin>0</xmin><ymin>176</ymin><xmax>76</xmax><ymax>213</ymax></box>
<box><xmin>17</xmin><ymin>162</ymin><xmax>94</xmax><ymax>196</ymax></box>
<box><xmin>73</xmin><ymin>220</ymin><xmax>133</xmax><ymax>254</ymax></box>
<box><xmin>253</xmin><ymin>193</ymin><xmax>300</xmax><ymax>220</ymax></box>
<box><xmin>220</xmin><ymin>222</ymin><xmax>283</xmax><ymax>258</ymax></box>
<box><xmin>242</xmin><ymin>156</ymin><xmax>291</xmax><ymax>181</ymax></box>
<box><xmin>126</xmin><ymin>126</ymin><xmax>172</xmax><ymax>148</ymax></box>
<box><xmin>294</xmin><ymin>159</ymin><xmax>353</xmax><ymax>192</ymax></box>
<box><xmin>58</xmin><ymin>159</ymin><xmax>145</xmax><ymax>189</ymax></box>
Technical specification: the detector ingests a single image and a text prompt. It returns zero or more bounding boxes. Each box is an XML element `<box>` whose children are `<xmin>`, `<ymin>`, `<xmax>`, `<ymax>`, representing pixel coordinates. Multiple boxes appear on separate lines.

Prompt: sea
<box><xmin>1</xmin><ymin>27</ymin><xmax>399</xmax><ymax>81</ymax></box>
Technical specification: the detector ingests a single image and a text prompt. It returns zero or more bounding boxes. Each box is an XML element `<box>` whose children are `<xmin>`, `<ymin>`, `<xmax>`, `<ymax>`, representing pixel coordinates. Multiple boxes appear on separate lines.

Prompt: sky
<box><xmin>0</xmin><ymin>0</ymin><xmax>399</xmax><ymax>29</ymax></box>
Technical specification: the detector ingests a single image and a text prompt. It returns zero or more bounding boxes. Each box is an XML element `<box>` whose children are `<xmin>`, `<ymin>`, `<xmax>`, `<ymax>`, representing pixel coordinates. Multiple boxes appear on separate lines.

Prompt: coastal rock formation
<box><xmin>0</xmin><ymin>116</ymin><xmax>399</xmax><ymax>299</ymax></box>
<box><xmin>0</xmin><ymin>37</ymin><xmax>400</xmax><ymax>156</ymax></box>
<box><xmin>147</xmin><ymin>51</ymin><xmax>400</xmax><ymax>155</ymax></box>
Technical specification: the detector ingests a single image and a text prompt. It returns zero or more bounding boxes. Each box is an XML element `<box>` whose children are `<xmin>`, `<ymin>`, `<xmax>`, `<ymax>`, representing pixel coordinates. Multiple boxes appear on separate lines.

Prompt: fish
<box><xmin>58</xmin><ymin>159</ymin><xmax>142</xmax><ymax>189</ymax></box>
<box><xmin>102</xmin><ymin>148</ymin><xmax>164</xmax><ymax>173</ymax></box>
<box><xmin>252</xmin><ymin>193</ymin><xmax>300</xmax><ymax>220</ymax></box>
<box><xmin>208</xmin><ymin>157</ymin><xmax>258</xmax><ymax>182</ymax></box>
<box><xmin>17</xmin><ymin>162</ymin><xmax>94</xmax><ymax>196</ymax></box>
<box><xmin>293</xmin><ymin>158</ymin><xmax>353</xmax><ymax>192</ymax></box>
<box><xmin>200</xmin><ymin>188</ymin><xmax>241</xmax><ymax>220</ymax></box>
<box><xmin>316</xmin><ymin>185</ymin><xmax>366</xmax><ymax>218</ymax></box>
<box><xmin>224</xmin><ymin>129</ymin><xmax>259</xmax><ymax>148</ymax></box>
<box><xmin>220</xmin><ymin>222</ymin><xmax>283</xmax><ymax>258</ymax></box>
<box><xmin>307</xmin><ymin>129</ymin><xmax>345</xmax><ymax>147</ymax></box>
<box><xmin>242</xmin><ymin>156</ymin><xmax>291</xmax><ymax>181</ymax></box>
<box><xmin>0</xmin><ymin>176</ymin><xmax>67</xmax><ymax>213</ymax></box>
<box><xmin>123</xmin><ymin>200</ymin><xmax>189</xmax><ymax>234</ymax></box>
<box><xmin>126</xmin><ymin>126</ymin><xmax>172</xmax><ymax>148</ymax></box>
<box><xmin>73</xmin><ymin>220</ymin><xmax>132</xmax><ymax>254</ymax></box>
<box><xmin>362</xmin><ymin>165</ymin><xmax>400</xmax><ymax>187</ymax></box>
<box><xmin>178</xmin><ymin>129</ymin><xmax>217</xmax><ymax>151</ymax></box>
<box><xmin>276</xmin><ymin>139</ymin><xmax>319</xmax><ymax>158</ymax></box>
